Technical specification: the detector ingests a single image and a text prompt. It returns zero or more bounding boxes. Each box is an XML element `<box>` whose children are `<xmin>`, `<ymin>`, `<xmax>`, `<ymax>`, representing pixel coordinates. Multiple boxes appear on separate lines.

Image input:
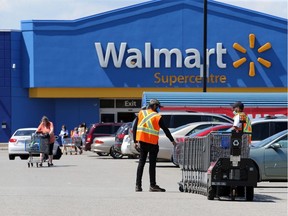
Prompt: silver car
<box><xmin>249</xmin><ymin>129</ymin><xmax>288</xmax><ymax>182</ymax></box>
<box><xmin>8</xmin><ymin>128</ymin><xmax>62</xmax><ymax>160</ymax></box>
<box><xmin>90</xmin><ymin>136</ymin><xmax>123</xmax><ymax>159</ymax></box>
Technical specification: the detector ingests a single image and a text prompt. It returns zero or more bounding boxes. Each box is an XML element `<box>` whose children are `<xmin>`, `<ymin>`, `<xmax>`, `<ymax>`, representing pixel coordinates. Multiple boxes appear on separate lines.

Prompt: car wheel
<box><xmin>97</xmin><ymin>152</ymin><xmax>109</xmax><ymax>156</ymax></box>
<box><xmin>53</xmin><ymin>147</ymin><xmax>63</xmax><ymax>160</ymax></box>
<box><xmin>110</xmin><ymin>147</ymin><xmax>123</xmax><ymax>159</ymax></box>
<box><xmin>9</xmin><ymin>155</ymin><xmax>15</xmax><ymax>160</ymax></box>
<box><xmin>20</xmin><ymin>155</ymin><xmax>29</xmax><ymax>160</ymax></box>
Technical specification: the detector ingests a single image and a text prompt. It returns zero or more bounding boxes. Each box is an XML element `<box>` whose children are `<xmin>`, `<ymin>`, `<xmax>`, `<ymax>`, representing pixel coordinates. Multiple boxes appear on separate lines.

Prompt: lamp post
<box><xmin>203</xmin><ymin>0</ymin><xmax>207</xmax><ymax>92</ymax></box>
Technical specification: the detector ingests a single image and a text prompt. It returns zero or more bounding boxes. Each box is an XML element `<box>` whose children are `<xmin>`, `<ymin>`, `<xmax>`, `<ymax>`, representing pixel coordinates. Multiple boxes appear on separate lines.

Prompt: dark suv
<box><xmin>84</xmin><ymin>122</ymin><xmax>124</xmax><ymax>151</ymax></box>
<box><xmin>112</xmin><ymin>122</ymin><xmax>132</xmax><ymax>158</ymax></box>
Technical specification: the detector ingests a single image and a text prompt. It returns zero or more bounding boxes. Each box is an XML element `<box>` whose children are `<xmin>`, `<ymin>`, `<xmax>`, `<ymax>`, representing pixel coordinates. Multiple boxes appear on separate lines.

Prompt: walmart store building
<box><xmin>0</xmin><ymin>0</ymin><xmax>287</xmax><ymax>142</ymax></box>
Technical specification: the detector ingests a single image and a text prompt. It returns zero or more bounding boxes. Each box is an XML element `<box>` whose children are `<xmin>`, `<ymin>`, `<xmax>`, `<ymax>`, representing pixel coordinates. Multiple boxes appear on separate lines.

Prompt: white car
<box><xmin>250</xmin><ymin>116</ymin><xmax>288</xmax><ymax>144</ymax></box>
<box><xmin>121</xmin><ymin>121</ymin><xmax>227</xmax><ymax>160</ymax></box>
<box><xmin>90</xmin><ymin>136</ymin><xmax>123</xmax><ymax>159</ymax></box>
<box><xmin>121</xmin><ymin>134</ymin><xmax>139</xmax><ymax>159</ymax></box>
<box><xmin>8</xmin><ymin>128</ymin><xmax>62</xmax><ymax>160</ymax></box>
<box><xmin>157</xmin><ymin>122</ymin><xmax>227</xmax><ymax>161</ymax></box>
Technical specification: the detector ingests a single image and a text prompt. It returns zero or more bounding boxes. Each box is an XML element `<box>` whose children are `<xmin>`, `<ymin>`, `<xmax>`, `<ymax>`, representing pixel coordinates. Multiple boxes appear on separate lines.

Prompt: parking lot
<box><xmin>0</xmin><ymin>149</ymin><xmax>287</xmax><ymax>216</ymax></box>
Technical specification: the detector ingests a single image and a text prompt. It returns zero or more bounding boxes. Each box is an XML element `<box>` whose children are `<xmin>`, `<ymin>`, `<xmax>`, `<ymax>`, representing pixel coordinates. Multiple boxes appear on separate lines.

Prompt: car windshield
<box><xmin>14</xmin><ymin>130</ymin><xmax>35</xmax><ymax>136</ymax></box>
<box><xmin>169</xmin><ymin>124</ymin><xmax>191</xmax><ymax>133</ymax></box>
<box><xmin>189</xmin><ymin>126</ymin><xmax>214</xmax><ymax>137</ymax></box>
<box><xmin>250</xmin><ymin>130</ymin><xmax>288</xmax><ymax>148</ymax></box>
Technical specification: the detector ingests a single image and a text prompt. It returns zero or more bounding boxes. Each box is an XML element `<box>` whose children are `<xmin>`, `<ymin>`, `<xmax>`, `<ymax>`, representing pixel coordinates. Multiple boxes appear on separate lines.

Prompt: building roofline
<box><xmin>21</xmin><ymin>0</ymin><xmax>287</xmax><ymax>31</ymax></box>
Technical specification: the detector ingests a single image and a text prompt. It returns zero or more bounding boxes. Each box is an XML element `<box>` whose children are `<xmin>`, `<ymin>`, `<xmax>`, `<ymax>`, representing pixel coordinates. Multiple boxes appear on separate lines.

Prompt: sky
<box><xmin>0</xmin><ymin>0</ymin><xmax>287</xmax><ymax>30</ymax></box>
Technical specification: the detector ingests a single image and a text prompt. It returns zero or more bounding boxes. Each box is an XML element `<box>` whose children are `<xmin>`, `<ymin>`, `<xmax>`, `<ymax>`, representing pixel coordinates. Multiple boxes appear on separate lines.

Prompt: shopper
<box><xmin>77</xmin><ymin>122</ymin><xmax>86</xmax><ymax>154</ymax></box>
<box><xmin>36</xmin><ymin>116</ymin><xmax>55</xmax><ymax>166</ymax></box>
<box><xmin>59</xmin><ymin>125</ymin><xmax>69</xmax><ymax>145</ymax></box>
<box><xmin>133</xmin><ymin>99</ymin><xmax>176</xmax><ymax>192</ymax></box>
<box><xmin>71</xmin><ymin>127</ymin><xmax>81</xmax><ymax>154</ymax></box>
<box><xmin>231</xmin><ymin>101</ymin><xmax>252</xmax><ymax>143</ymax></box>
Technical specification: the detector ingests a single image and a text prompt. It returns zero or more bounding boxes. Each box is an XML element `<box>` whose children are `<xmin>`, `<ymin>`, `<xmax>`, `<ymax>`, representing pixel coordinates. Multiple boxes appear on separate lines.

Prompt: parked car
<box><xmin>121</xmin><ymin>134</ymin><xmax>135</xmax><ymax>157</ymax></box>
<box><xmin>189</xmin><ymin>124</ymin><xmax>233</xmax><ymax>137</ymax></box>
<box><xmin>250</xmin><ymin>116</ymin><xmax>288</xmax><ymax>143</ymax></box>
<box><xmin>159</xmin><ymin>111</ymin><xmax>233</xmax><ymax>128</ymax></box>
<box><xmin>8</xmin><ymin>128</ymin><xmax>62</xmax><ymax>160</ymax></box>
<box><xmin>225</xmin><ymin>115</ymin><xmax>288</xmax><ymax>144</ymax></box>
<box><xmin>121</xmin><ymin>111</ymin><xmax>234</xmax><ymax>158</ymax></box>
<box><xmin>90</xmin><ymin>136</ymin><xmax>116</xmax><ymax>157</ymax></box>
<box><xmin>249</xmin><ymin>129</ymin><xmax>288</xmax><ymax>182</ymax></box>
<box><xmin>156</xmin><ymin>122</ymin><xmax>229</xmax><ymax>161</ymax></box>
<box><xmin>113</xmin><ymin>122</ymin><xmax>132</xmax><ymax>158</ymax></box>
<box><xmin>84</xmin><ymin>122</ymin><xmax>124</xmax><ymax>151</ymax></box>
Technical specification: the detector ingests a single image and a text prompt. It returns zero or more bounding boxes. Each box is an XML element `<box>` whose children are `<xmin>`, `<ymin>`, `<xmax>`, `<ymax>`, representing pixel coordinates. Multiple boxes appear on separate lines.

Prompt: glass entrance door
<box><xmin>117</xmin><ymin>112</ymin><xmax>136</xmax><ymax>122</ymax></box>
<box><xmin>100</xmin><ymin>113</ymin><xmax>115</xmax><ymax>123</ymax></box>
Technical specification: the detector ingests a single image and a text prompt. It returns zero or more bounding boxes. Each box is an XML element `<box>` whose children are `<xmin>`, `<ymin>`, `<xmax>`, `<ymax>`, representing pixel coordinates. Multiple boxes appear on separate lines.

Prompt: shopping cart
<box><xmin>62</xmin><ymin>137</ymin><xmax>82</xmax><ymax>155</ymax></box>
<box><xmin>177</xmin><ymin>131</ymin><xmax>257</xmax><ymax>201</ymax></box>
<box><xmin>25</xmin><ymin>133</ymin><xmax>49</xmax><ymax>168</ymax></box>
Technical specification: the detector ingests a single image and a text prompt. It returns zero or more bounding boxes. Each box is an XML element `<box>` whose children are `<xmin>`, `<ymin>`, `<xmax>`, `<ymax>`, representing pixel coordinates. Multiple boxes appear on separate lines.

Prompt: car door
<box><xmin>264</xmin><ymin>134</ymin><xmax>288</xmax><ymax>178</ymax></box>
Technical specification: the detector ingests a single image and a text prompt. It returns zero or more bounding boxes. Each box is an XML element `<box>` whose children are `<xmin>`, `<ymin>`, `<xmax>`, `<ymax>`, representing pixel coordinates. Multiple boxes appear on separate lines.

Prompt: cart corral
<box><xmin>175</xmin><ymin>132</ymin><xmax>258</xmax><ymax>201</ymax></box>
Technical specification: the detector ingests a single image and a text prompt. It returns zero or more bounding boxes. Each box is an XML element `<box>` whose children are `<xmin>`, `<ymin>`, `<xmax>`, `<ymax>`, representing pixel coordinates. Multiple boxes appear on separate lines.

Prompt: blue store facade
<box><xmin>0</xmin><ymin>0</ymin><xmax>287</xmax><ymax>142</ymax></box>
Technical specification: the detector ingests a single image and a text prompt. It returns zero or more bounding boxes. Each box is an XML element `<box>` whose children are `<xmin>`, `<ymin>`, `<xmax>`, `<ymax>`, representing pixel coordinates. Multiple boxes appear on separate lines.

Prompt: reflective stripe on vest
<box><xmin>238</xmin><ymin>112</ymin><xmax>252</xmax><ymax>133</ymax></box>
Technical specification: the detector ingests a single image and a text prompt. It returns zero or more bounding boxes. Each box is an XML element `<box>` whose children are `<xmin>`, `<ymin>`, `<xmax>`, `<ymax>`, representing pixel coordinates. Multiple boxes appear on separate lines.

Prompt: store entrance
<box><xmin>117</xmin><ymin>112</ymin><xmax>136</xmax><ymax>122</ymax></box>
<box><xmin>100</xmin><ymin>108</ymin><xmax>140</xmax><ymax>123</ymax></box>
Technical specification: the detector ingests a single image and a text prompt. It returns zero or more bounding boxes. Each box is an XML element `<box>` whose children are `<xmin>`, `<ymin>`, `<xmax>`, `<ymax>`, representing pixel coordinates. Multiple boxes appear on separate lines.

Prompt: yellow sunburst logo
<box><xmin>232</xmin><ymin>34</ymin><xmax>272</xmax><ymax>77</ymax></box>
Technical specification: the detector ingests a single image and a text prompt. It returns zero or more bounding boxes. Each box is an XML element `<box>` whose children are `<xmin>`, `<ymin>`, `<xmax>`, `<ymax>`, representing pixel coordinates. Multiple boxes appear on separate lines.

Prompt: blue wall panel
<box><xmin>21</xmin><ymin>0</ymin><xmax>287</xmax><ymax>89</ymax></box>
<box><xmin>54</xmin><ymin>98</ymin><xmax>100</xmax><ymax>135</ymax></box>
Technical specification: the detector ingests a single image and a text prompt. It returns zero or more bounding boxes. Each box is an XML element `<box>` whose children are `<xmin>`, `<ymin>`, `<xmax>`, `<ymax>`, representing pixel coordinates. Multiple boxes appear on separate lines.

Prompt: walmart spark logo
<box><xmin>232</xmin><ymin>34</ymin><xmax>272</xmax><ymax>77</ymax></box>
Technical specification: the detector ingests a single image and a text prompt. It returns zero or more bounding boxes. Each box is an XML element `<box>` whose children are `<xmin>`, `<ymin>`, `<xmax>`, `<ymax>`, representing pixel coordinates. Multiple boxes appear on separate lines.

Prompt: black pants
<box><xmin>136</xmin><ymin>141</ymin><xmax>159</xmax><ymax>187</ymax></box>
<box><xmin>48</xmin><ymin>143</ymin><xmax>54</xmax><ymax>155</ymax></box>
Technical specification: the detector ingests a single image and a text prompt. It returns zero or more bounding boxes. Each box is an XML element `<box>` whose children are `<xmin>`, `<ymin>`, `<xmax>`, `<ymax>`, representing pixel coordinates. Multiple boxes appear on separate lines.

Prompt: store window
<box><xmin>100</xmin><ymin>100</ymin><xmax>114</xmax><ymax>108</ymax></box>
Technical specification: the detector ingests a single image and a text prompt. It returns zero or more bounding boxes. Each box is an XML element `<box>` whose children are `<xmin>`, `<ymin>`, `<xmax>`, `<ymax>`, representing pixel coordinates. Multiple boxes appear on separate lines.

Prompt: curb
<box><xmin>0</xmin><ymin>143</ymin><xmax>8</xmax><ymax>150</ymax></box>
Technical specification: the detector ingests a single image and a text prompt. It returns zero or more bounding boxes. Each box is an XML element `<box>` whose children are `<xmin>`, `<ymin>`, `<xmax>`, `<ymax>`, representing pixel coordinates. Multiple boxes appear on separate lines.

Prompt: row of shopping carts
<box><xmin>25</xmin><ymin>134</ymin><xmax>83</xmax><ymax>168</ymax></box>
<box><xmin>174</xmin><ymin>132</ymin><xmax>257</xmax><ymax>201</ymax></box>
<box><xmin>62</xmin><ymin>137</ymin><xmax>82</xmax><ymax>155</ymax></box>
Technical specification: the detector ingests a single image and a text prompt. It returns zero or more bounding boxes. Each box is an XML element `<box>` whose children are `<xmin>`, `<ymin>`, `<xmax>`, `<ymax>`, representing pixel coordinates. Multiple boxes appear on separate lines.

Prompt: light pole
<box><xmin>203</xmin><ymin>0</ymin><xmax>207</xmax><ymax>92</ymax></box>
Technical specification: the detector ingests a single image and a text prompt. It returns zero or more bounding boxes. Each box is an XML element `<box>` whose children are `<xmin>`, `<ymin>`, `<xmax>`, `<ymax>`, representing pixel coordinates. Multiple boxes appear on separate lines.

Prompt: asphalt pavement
<box><xmin>0</xmin><ymin>149</ymin><xmax>287</xmax><ymax>216</ymax></box>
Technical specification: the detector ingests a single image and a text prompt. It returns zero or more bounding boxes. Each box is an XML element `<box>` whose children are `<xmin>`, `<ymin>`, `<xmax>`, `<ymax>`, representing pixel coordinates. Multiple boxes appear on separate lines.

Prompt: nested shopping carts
<box><xmin>25</xmin><ymin>133</ymin><xmax>49</xmax><ymax>167</ymax></box>
<box><xmin>62</xmin><ymin>137</ymin><xmax>82</xmax><ymax>155</ymax></box>
<box><xmin>175</xmin><ymin>132</ymin><xmax>257</xmax><ymax>201</ymax></box>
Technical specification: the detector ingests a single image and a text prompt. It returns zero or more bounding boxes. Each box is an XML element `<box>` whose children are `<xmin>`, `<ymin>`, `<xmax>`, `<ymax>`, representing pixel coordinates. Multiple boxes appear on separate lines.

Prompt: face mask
<box><xmin>233</xmin><ymin>110</ymin><xmax>237</xmax><ymax>115</ymax></box>
<box><xmin>156</xmin><ymin>107</ymin><xmax>161</xmax><ymax>113</ymax></box>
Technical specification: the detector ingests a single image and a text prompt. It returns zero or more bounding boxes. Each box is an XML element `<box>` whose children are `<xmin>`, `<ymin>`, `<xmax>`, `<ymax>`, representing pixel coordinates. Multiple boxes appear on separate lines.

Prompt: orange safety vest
<box><xmin>136</xmin><ymin>109</ymin><xmax>161</xmax><ymax>145</ymax></box>
<box><xmin>236</xmin><ymin>112</ymin><xmax>252</xmax><ymax>144</ymax></box>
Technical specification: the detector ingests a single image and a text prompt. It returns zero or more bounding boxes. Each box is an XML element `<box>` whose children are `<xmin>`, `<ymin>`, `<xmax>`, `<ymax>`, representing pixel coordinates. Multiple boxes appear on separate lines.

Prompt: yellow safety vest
<box><xmin>136</xmin><ymin>109</ymin><xmax>161</xmax><ymax>145</ymax></box>
<box><xmin>237</xmin><ymin>112</ymin><xmax>252</xmax><ymax>143</ymax></box>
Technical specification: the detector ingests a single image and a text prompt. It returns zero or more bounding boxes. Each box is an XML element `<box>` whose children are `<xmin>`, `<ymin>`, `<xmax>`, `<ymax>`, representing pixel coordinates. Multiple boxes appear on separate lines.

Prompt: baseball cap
<box><xmin>149</xmin><ymin>99</ymin><xmax>162</xmax><ymax>107</ymax></box>
<box><xmin>231</xmin><ymin>101</ymin><xmax>244</xmax><ymax>110</ymax></box>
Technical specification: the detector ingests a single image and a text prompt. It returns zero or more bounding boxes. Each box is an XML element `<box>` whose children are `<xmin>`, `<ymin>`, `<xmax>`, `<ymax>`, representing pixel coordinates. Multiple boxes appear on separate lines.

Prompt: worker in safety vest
<box><xmin>133</xmin><ymin>99</ymin><xmax>176</xmax><ymax>192</ymax></box>
<box><xmin>231</xmin><ymin>101</ymin><xmax>252</xmax><ymax>144</ymax></box>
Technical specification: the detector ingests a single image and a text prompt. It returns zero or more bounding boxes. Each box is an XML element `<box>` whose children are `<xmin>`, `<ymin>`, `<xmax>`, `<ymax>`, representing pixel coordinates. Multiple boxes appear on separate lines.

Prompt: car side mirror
<box><xmin>270</xmin><ymin>143</ymin><xmax>281</xmax><ymax>149</ymax></box>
